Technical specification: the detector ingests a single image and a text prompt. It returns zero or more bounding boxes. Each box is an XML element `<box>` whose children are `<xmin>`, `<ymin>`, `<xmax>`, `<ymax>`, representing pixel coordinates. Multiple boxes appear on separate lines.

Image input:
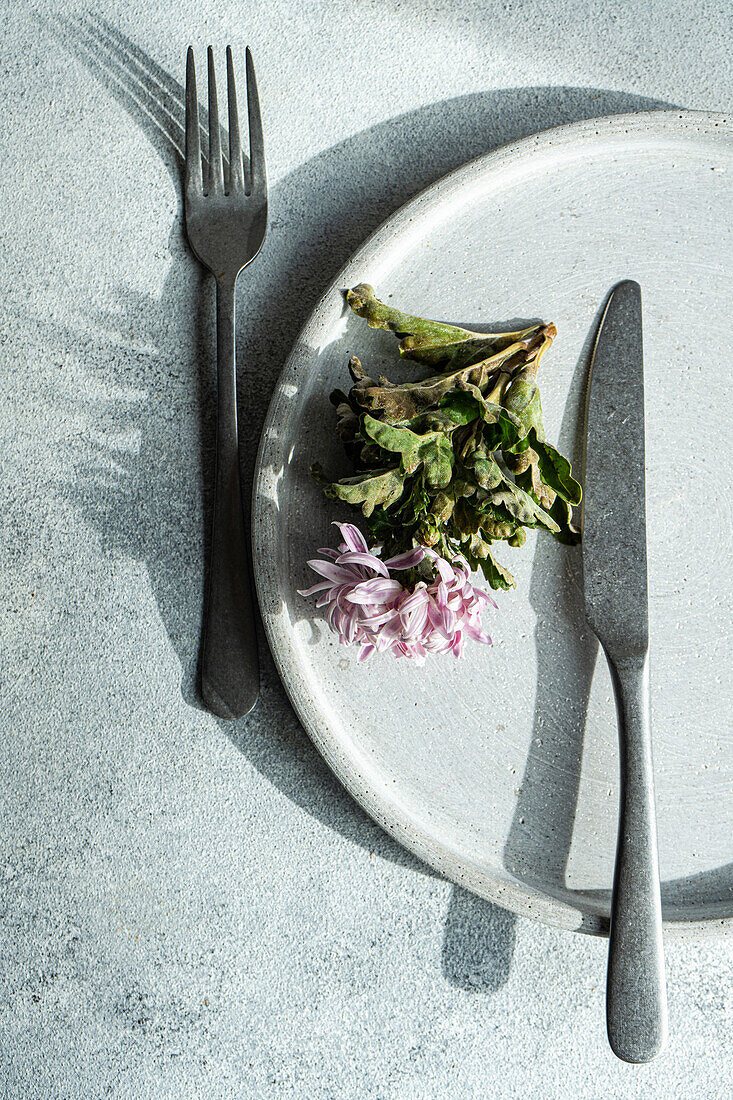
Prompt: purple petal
<box><xmin>333</xmin><ymin>522</ymin><xmax>369</xmax><ymax>554</ymax></box>
<box><xmin>384</xmin><ymin>547</ymin><xmax>425</xmax><ymax>570</ymax></box>
<box><xmin>302</xmin><ymin>525</ymin><xmax>495</xmax><ymax>662</ymax></box>
<box><xmin>344</xmin><ymin>608</ymin><xmax>360</xmax><ymax>644</ymax></box>
<box><xmin>375</xmin><ymin>617</ymin><xmax>403</xmax><ymax>648</ymax></box>
<box><xmin>297</xmin><ymin>581</ymin><xmax>333</xmax><ymax>597</ymax></box>
<box><xmin>465</xmin><ymin>622</ymin><xmax>491</xmax><ymax>645</ymax></box>
<box><xmin>433</xmin><ymin>557</ymin><xmax>454</xmax><ymax>584</ymax></box>
<box><xmin>344</xmin><ymin>578</ymin><xmax>404</xmax><ymax>605</ymax></box>
<box><xmin>307</xmin><ymin>560</ymin><xmax>361</xmax><ymax>584</ymax></box>
<box><xmin>335</xmin><ymin>551</ymin><xmax>389</xmax><ymax>577</ymax></box>
<box><xmin>396</xmin><ymin>584</ymin><xmax>428</xmax><ymax>614</ymax></box>
<box><xmin>434</xmin><ymin>581</ymin><xmax>449</xmax><ymax>610</ymax></box>
<box><xmin>359</xmin><ymin>608</ymin><xmax>398</xmax><ymax>630</ymax></box>
<box><xmin>474</xmin><ymin>589</ymin><xmax>498</xmax><ymax>609</ymax></box>
<box><xmin>426</xmin><ymin>597</ymin><xmax>444</xmax><ymax>630</ymax></box>
<box><xmin>325</xmin><ymin>602</ymin><xmax>338</xmax><ymax>630</ymax></box>
<box><xmin>400</xmin><ymin>603</ymin><xmax>429</xmax><ymax>638</ymax></box>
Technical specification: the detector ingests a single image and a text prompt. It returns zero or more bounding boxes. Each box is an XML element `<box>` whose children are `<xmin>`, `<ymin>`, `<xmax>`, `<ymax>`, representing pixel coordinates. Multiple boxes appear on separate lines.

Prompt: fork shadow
<box><xmin>43</xmin><ymin>12</ymin><xmax>682</xmax><ymax>989</ymax></box>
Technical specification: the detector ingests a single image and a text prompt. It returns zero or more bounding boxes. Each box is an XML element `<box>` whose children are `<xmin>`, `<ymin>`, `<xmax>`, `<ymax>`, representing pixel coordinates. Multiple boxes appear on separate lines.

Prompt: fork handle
<box><xmin>606</xmin><ymin>653</ymin><xmax>667</xmax><ymax>1062</ymax></box>
<box><xmin>201</xmin><ymin>273</ymin><xmax>259</xmax><ymax>719</ymax></box>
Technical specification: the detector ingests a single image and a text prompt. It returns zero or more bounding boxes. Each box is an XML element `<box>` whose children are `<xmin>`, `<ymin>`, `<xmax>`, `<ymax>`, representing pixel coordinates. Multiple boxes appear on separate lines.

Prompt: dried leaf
<box><xmin>527</xmin><ymin>428</ymin><xmax>582</xmax><ymax>506</ymax></box>
<box><xmin>463</xmin><ymin>445</ymin><xmax>503</xmax><ymax>490</ymax></box>
<box><xmin>350</xmin><ymin>345</ymin><xmax>529</xmax><ymax>422</ymax></box>
<box><xmin>489</xmin><ymin>483</ymin><xmax>560</xmax><ymax>534</ymax></box>
<box><xmin>361</xmin><ymin>414</ymin><xmax>454</xmax><ymax>488</ymax></box>
<box><xmin>314</xmin><ymin>287</ymin><xmax>578</xmax><ymax>599</ymax></box>
<box><xmin>346</xmin><ymin>283</ymin><xmax>542</xmax><ymax>370</ymax></box>
<box><xmin>478</xmin><ymin>550</ymin><xmax>516</xmax><ymax>590</ymax></box>
<box><xmin>326</xmin><ymin>466</ymin><xmax>405</xmax><ymax>517</ymax></box>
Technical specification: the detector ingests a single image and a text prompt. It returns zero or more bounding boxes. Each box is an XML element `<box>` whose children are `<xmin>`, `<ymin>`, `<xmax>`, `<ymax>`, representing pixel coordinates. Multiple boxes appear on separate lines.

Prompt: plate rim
<box><xmin>253</xmin><ymin>109</ymin><xmax>732</xmax><ymax>939</ymax></box>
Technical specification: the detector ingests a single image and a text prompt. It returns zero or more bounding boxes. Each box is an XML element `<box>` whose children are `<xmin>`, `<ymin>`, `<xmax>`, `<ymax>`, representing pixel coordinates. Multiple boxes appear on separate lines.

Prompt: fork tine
<box><xmin>225</xmin><ymin>46</ymin><xmax>244</xmax><ymax>193</ymax></box>
<box><xmin>245</xmin><ymin>47</ymin><xmax>266</xmax><ymax>196</ymax></box>
<box><xmin>185</xmin><ymin>47</ymin><xmax>202</xmax><ymax>193</ymax></box>
<box><xmin>206</xmin><ymin>46</ymin><xmax>224</xmax><ymax>194</ymax></box>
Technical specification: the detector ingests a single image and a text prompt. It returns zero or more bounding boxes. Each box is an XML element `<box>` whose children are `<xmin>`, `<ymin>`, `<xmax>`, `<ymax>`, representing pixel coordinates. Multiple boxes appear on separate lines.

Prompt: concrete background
<box><xmin>1</xmin><ymin>1</ymin><xmax>731</xmax><ymax>1097</ymax></box>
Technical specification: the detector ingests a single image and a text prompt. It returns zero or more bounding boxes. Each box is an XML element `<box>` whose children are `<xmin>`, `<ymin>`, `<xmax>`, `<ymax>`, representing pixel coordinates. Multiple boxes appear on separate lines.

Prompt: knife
<box><xmin>582</xmin><ymin>280</ymin><xmax>668</xmax><ymax>1063</ymax></box>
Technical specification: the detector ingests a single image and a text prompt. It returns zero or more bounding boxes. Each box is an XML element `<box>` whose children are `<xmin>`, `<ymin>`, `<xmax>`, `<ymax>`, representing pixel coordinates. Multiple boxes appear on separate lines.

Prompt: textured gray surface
<box><xmin>1</xmin><ymin>1</ymin><xmax>731</xmax><ymax>1097</ymax></box>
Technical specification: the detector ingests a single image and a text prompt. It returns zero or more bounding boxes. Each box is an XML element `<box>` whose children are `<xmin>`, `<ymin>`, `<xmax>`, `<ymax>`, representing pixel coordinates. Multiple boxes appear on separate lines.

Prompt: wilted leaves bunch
<box><xmin>312</xmin><ymin>285</ymin><xmax>581</xmax><ymax>590</ymax></box>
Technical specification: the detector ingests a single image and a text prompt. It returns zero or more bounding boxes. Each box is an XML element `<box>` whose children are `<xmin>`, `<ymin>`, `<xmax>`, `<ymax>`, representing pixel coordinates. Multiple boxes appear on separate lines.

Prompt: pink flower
<box><xmin>298</xmin><ymin>522</ymin><xmax>496</xmax><ymax>663</ymax></box>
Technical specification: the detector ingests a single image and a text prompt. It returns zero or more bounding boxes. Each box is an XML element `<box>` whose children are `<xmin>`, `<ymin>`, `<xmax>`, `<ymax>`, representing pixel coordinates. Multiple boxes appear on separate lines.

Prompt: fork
<box><xmin>185</xmin><ymin>46</ymin><xmax>267</xmax><ymax>719</ymax></box>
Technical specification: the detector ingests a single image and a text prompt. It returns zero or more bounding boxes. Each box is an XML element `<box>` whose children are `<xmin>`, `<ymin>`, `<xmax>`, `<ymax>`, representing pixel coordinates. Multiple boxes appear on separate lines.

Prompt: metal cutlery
<box><xmin>184</xmin><ymin>45</ymin><xmax>267</xmax><ymax>719</ymax></box>
<box><xmin>582</xmin><ymin>280</ymin><xmax>667</xmax><ymax>1062</ymax></box>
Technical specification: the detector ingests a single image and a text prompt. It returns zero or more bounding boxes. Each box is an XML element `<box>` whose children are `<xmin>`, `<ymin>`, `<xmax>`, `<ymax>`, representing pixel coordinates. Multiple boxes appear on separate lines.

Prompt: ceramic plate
<box><xmin>253</xmin><ymin>111</ymin><xmax>732</xmax><ymax>936</ymax></box>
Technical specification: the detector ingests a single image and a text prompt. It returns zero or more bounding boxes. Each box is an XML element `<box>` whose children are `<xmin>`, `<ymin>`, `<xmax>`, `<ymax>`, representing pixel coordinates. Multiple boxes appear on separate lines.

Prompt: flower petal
<box><xmin>335</xmin><ymin>551</ymin><xmax>389</xmax><ymax>577</ymax></box>
<box><xmin>384</xmin><ymin>547</ymin><xmax>425</xmax><ymax>570</ymax></box>
<box><xmin>359</xmin><ymin>608</ymin><xmax>398</xmax><ymax>630</ymax></box>
<box><xmin>297</xmin><ymin>581</ymin><xmax>332</xmax><ymax>597</ymax></box>
<box><xmin>302</xmin><ymin>524</ymin><xmax>494</xmax><ymax>661</ymax></box>
<box><xmin>333</xmin><ymin>522</ymin><xmax>369</xmax><ymax>554</ymax></box>
<box><xmin>344</xmin><ymin>578</ymin><xmax>404</xmax><ymax>604</ymax></box>
<box><xmin>307</xmin><ymin>560</ymin><xmax>361</xmax><ymax>584</ymax></box>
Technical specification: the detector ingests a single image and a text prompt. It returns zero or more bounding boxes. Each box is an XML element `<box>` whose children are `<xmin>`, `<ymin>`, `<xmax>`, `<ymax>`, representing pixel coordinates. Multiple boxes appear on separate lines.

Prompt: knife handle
<box><xmin>605</xmin><ymin>653</ymin><xmax>667</xmax><ymax>1063</ymax></box>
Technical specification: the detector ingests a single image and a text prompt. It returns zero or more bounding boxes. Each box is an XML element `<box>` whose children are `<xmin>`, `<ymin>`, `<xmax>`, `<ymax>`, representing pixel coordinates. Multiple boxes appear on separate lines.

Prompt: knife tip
<box><xmin>612</xmin><ymin>278</ymin><xmax>642</xmax><ymax>299</ymax></box>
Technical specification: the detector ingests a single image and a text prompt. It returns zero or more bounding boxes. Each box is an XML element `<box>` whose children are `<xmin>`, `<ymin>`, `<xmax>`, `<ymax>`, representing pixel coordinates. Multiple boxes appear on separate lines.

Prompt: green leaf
<box><xmin>429</xmin><ymin>490</ymin><xmax>457</xmax><ymax>524</ymax></box>
<box><xmin>527</xmin><ymin>429</ymin><xmax>582</xmax><ymax>506</ymax></box>
<box><xmin>327</xmin><ymin>467</ymin><xmax>406</xmax><ymax>517</ymax></box>
<box><xmin>547</xmin><ymin>493</ymin><xmax>581</xmax><ymax>545</ymax></box>
<box><xmin>489</xmin><ymin>483</ymin><xmax>560</xmax><ymax>534</ymax></box>
<box><xmin>318</xmin><ymin>287</ymin><xmax>575</xmax><ymax>590</ymax></box>
<box><xmin>478</xmin><ymin>550</ymin><xmax>515</xmax><ymax>590</ymax></box>
<box><xmin>466</xmin><ymin>531</ymin><xmax>492</xmax><ymax>560</ymax></box>
<box><xmin>514</xmin><ymin>464</ymin><xmax>580</xmax><ymax>545</ymax></box>
<box><xmin>394</xmin><ymin>479</ymin><xmax>431</xmax><ymax>525</ymax></box>
<box><xmin>436</xmin><ymin>389</ymin><xmax>483</xmax><ymax>425</ymax></box>
<box><xmin>454</xmin><ymin>383</ymin><xmax>524</xmax><ymax>450</ymax></box>
<box><xmin>402</xmin><ymin>409</ymin><xmax>471</xmax><ymax>433</ymax></box>
<box><xmin>477</xmin><ymin>511</ymin><xmax>518</xmax><ymax>541</ymax></box>
<box><xmin>361</xmin><ymin>414</ymin><xmax>453</xmax><ymax>488</ymax></box>
<box><xmin>428</xmin><ymin>480</ymin><xmax>475</xmax><ymax>525</ymax></box>
<box><xmin>502</xmin><ymin>378</ymin><xmax>544</xmax><ymax>446</ymax></box>
<box><xmin>350</xmin><ymin>346</ymin><xmax>544</xmax><ymax>423</ymax></box>
<box><xmin>513</xmin><ymin>459</ymin><xmax>557</xmax><ymax>509</ymax></box>
<box><xmin>452</xmin><ymin>497</ymin><xmax>483</xmax><ymax>537</ymax></box>
<box><xmin>346</xmin><ymin>283</ymin><xmax>543</xmax><ymax>370</ymax></box>
<box><xmin>463</xmin><ymin>446</ymin><xmax>503</xmax><ymax>490</ymax></box>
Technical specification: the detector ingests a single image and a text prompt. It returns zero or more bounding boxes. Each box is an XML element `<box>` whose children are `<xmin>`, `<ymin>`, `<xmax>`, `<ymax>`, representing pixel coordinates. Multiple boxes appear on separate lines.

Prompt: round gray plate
<box><xmin>253</xmin><ymin>111</ymin><xmax>732</xmax><ymax>937</ymax></box>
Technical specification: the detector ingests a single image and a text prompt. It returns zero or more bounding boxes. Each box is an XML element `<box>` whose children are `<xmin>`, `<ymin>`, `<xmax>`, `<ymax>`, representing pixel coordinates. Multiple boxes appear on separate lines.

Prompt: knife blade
<box><xmin>582</xmin><ymin>280</ymin><xmax>668</xmax><ymax>1064</ymax></box>
<box><xmin>583</xmin><ymin>280</ymin><xmax>648</xmax><ymax>658</ymax></box>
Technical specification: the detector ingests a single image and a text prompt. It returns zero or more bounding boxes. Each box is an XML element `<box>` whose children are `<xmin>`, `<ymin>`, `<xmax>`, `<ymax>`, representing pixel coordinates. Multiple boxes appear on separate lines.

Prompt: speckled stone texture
<box><xmin>1</xmin><ymin>1</ymin><xmax>731</xmax><ymax>1097</ymax></box>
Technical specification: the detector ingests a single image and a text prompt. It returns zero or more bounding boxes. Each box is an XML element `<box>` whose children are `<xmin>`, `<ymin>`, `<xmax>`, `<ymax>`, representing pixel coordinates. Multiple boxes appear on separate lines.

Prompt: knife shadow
<box><xmin>41</xmin><ymin>10</ymin><xmax>678</xmax><ymax>990</ymax></box>
<box><xmin>501</xmin><ymin>300</ymin><xmax>607</xmax><ymax>916</ymax></box>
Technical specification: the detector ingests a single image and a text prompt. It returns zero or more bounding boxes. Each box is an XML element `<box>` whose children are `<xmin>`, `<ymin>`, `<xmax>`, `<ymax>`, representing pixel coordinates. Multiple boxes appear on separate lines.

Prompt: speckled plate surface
<box><xmin>253</xmin><ymin>111</ymin><xmax>732</xmax><ymax>937</ymax></box>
